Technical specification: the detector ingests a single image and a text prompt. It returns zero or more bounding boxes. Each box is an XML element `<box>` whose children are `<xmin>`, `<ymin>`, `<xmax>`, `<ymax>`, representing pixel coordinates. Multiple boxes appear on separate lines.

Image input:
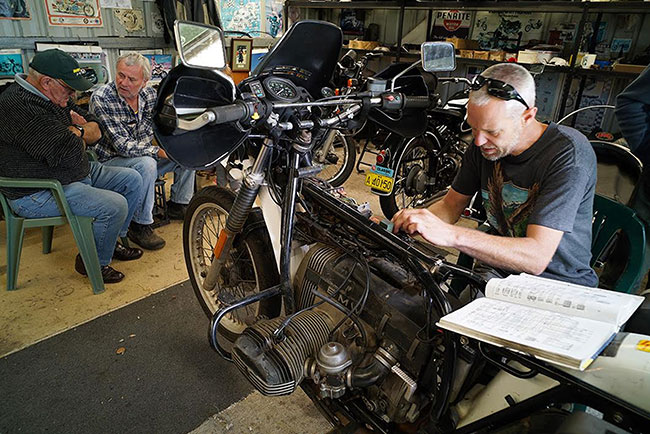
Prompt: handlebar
<box><xmin>175</xmin><ymin>91</ymin><xmax>434</xmax><ymax>132</ymax></box>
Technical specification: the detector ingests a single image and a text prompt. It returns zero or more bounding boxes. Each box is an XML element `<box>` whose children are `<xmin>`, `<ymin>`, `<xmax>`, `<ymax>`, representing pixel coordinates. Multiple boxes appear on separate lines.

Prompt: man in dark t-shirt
<box><xmin>392</xmin><ymin>63</ymin><xmax>598</xmax><ymax>287</ymax></box>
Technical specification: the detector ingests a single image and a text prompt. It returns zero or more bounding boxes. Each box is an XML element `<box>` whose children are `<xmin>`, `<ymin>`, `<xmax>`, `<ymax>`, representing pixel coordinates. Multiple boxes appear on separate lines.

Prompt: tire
<box><xmin>314</xmin><ymin>130</ymin><xmax>356</xmax><ymax>187</ymax></box>
<box><xmin>380</xmin><ymin>131</ymin><xmax>442</xmax><ymax>219</ymax></box>
<box><xmin>183</xmin><ymin>186</ymin><xmax>281</xmax><ymax>342</ymax></box>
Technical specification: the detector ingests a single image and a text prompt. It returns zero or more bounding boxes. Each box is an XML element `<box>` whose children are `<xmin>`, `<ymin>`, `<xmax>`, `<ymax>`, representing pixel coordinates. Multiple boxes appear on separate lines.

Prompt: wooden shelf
<box><xmin>287</xmin><ymin>0</ymin><xmax>650</xmax><ymax>13</ymax></box>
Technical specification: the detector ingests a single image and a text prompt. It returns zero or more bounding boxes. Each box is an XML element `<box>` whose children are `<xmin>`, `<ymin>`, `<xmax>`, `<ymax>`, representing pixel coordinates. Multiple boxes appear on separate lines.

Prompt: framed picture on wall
<box><xmin>0</xmin><ymin>0</ymin><xmax>30</xmax><ymax>19</ymax></box>
<box><xmin>230</xmin><ymin>38</ymin><xmax>253</xmax><ymax>72</ymax></box>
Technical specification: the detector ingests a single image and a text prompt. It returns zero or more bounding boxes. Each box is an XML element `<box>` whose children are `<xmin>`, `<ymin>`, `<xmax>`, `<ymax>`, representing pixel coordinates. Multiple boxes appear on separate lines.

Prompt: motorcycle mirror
<box><xmin>420</xmin><ymin>42</ymin><xmax>456</xmax><ymax>72</ymax></box>
<box><xmin>174</xmin><ymin>21</ymin><xmax>227</xmax><ymax>70</ymax></box>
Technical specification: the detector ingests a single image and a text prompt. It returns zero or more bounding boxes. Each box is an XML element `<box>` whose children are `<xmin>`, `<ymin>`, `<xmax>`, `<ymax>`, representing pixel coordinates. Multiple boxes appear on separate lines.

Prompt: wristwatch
<box><xmin>73</xmin><ymin>124</ymin><xmax>85</xmax><ymax>138</ymax></box>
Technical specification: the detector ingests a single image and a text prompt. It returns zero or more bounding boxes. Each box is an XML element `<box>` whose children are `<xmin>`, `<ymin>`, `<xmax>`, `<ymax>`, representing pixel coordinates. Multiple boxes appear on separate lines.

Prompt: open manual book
<box><xmin>437</xmin><ymin>273</ymin><xmax>644</xmax><ymax>371</ymax></box>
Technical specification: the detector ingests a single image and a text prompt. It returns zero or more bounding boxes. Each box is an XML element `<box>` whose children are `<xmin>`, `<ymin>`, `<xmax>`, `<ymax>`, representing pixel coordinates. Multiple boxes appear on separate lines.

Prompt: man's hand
<box><xmin>157</xmin><ymin>148</ymin><xmax>168</xmax><ymax>159</ymax></box>
<box><xmin>69</xmin><ymin>110</ymin><xmax>102</xmax><ymax>145</ymax></box>
<box><xmin>392</xmin><ymin>208</ymin><xmax>457</xmax><ymax>247</ymax></box>
<box><xmin>70</xmin><ymin>110</ymin><xmax>87</xmax><ymax>125</ymax></box>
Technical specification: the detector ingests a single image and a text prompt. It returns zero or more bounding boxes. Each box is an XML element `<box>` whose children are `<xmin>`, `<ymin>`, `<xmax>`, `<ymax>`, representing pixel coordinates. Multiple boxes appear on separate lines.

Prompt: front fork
<box><xmin>202</xmin><ymin>139</ymin><xmax>273</xmax><ymax>292</ymax></box>
<box><xmin>203</xmin><ymin>139</ymin><xmax>307</xmax><ymax>316</ymax></box>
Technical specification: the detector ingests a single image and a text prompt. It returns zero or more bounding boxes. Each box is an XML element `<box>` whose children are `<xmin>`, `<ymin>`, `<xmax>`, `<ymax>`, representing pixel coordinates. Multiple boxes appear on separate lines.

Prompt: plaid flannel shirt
<box><xmin>90</xmin><ymin>81</ymin><xmax>159</xmax><ymax>162</ymax></box>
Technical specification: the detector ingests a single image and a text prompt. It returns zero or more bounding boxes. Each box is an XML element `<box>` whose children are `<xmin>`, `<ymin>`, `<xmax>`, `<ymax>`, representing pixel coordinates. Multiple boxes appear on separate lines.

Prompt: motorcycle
<box><xmin>366</xmin><ymin>74</ymin><xmax>471</xmax><ymax>219</ymax></box>
<box><xmin>309</xmin><ymin>49</ymin><xmax>382</xmax><ymax>187</ymax></box>
<box><xmin>154</xmin><ymin>20</ymin><xmax>650</xmax><ymax>433</ymax></box>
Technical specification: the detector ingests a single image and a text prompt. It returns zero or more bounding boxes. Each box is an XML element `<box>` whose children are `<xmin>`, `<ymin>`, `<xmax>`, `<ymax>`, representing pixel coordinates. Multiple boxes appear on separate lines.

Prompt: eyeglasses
<box><xmin>470</xmin><ymin>75</ymin><xmax>530</xmax><ymax>110</ymax></box>
<box><xmin>54</xmin><ymin>78</ymin><xmax>76</xmax><ymax>95</ymax></box>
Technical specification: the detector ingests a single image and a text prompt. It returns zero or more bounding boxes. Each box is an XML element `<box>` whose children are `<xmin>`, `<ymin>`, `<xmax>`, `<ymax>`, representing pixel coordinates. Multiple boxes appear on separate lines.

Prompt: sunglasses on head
<box><xmin>470</xmin><ymin>75</ymin><xmax>530</xmax><ymax>110</ymax></box>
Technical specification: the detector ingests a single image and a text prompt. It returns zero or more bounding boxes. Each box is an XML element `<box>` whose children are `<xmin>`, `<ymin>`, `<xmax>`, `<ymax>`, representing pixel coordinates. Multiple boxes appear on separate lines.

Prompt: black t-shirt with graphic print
<box><xmin>452</xmin><ymin>122</ymin><xmax>598</xmax><ymax>287</ymax></box>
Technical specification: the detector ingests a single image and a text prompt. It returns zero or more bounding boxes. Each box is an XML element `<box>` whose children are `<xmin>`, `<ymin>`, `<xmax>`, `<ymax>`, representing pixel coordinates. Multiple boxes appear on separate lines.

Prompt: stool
<box><xmin>152</xmin><ymin>177</ymin><xmax>170</xmax><ymax>228</ymax></box>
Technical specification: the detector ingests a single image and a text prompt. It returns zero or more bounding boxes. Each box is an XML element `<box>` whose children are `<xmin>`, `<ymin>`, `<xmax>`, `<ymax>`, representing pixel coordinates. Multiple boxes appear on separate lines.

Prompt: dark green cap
<box><xmin>29</xmin><ymin>49</ymin><xmax>93</xmax><ymax>92</ymax></box>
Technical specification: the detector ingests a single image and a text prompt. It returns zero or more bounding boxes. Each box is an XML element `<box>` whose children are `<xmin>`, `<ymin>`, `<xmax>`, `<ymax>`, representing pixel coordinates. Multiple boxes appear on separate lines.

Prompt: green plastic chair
<box><xmin>0</xmin><ymin>176</ymin><xmax>105</xmax><ymax>294</ymax></box>
<box><xmin>591</xmin><ymin>194</ymin><xmax>646</xmax><ymax>293</ymax></box>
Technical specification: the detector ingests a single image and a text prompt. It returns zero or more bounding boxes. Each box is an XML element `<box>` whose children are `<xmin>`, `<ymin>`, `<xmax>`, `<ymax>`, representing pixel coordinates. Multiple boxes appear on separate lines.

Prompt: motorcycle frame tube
<box><xmin>279</xmin><ymin>151</ymin><xmax>301</xmax><ymax>314</ymax></box>
<box><xmin>209</xmin><ymin>284</ymin><xmax>283</xmax><ymax>361</ymax></box>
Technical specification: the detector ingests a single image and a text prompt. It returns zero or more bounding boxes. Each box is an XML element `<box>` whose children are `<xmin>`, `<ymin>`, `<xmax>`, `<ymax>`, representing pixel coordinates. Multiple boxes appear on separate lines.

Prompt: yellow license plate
<box><xmin>365</xmin><ymin>172</ymin><xmax>394</xmax><ymax>193</ymax></box>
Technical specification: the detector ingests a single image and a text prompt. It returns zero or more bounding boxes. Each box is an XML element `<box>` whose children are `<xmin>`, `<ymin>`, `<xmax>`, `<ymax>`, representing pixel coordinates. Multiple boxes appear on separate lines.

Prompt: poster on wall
<box><xmin>0</xmin><ymin>0</ymin><xmax>30</xmax><ymax>19</ymax></box>
<box><xmin>114</xmin><ymin>8</ymin><xmax>144</xmax><ymax>32</ymax></box>
<box><xmin>100</xmin><ymin>0</ymin><xmax>131</xmax><ymax>8</ymax></box>
<box><xmin>265</xmin><ymin>0</ymin><xmax>282</xmax><ymax>37</ymax></box>
<box><xmin>142</xmin><ymin>54</ymin><xmax>172</xmax><ymax>83</ymax></box>
<box><xmin>220</xmin><ymin>0</ymin><xmax>262</xmax><ymax>36</ymax></box>
<box><xmin>431</xmin><ymin>10</ymin><xmax>473</xmax><ymax>40</ymax></box>
<box><xmin>0</xmin><ymin>50</ymin><xmax>24</xmax><ymax>78</ymax></box>
<box><xmin>562</xmin><ymin>77</ymin><xmax>613</xmax><ymax>134</ymax></box>
<box><xmin>472</xmin><ymin>11</ymin><xmax>545</xmax><ymax>51</ymax></box>
<box><xmin>45</xmin><ymin>0</ymin><xmax>102</xmax><ymax>26</ymax></box>
<box><xmin>340</xmin><ymin>9</ymin><xmax>364</xmax><ymax>36</ymax></box>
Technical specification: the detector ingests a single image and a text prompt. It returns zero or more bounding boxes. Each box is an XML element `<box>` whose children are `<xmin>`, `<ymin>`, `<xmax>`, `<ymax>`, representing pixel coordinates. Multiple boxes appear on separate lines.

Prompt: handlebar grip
<box><xmin>210</xmin><ymin>102</ymin><xmax>250</xmax><ymax>124</ymax></box>
<box><xmin>402</xmin><ymin>96</ymin><xmax>433</xmax><ymax>109</ymax></box>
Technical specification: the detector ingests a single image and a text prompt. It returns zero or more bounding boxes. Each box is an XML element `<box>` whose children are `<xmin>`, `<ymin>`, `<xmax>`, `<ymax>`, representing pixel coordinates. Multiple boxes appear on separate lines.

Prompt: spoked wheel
<box><xmin>380</xmin><ymin>132</ymin><xmax>442</xmax><ymax>219</ymax></box>
<box><xmin>314</xmin><ymin>130</ymin><xmax>356</xmax><ymax>187</ymax></box>
<box><xmin>183</xmin><ymin>186</ymin><xmax>280</xmax><ymax>342</ymax></box>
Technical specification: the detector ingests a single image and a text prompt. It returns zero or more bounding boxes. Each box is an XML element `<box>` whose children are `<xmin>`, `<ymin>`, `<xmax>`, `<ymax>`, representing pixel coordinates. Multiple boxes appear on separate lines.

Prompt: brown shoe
<box><xmin>127</xmin><ymin>222</ymin><xmax>166</xmax><ymax>250</ymax></box>
<box><xmin>75</xmin><ymin>254</ymin><xmax>125</xmax><ymax>284</ymax></box>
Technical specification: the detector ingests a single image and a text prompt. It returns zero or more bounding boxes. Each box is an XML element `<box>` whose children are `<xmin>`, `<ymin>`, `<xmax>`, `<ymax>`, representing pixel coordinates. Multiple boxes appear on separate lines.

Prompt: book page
<box><xmin>437</xmin><ymin>297</ymin><xmax>616</xmax><ymax>368</ymax></box>
<box><xmin>485</xmin><ymin>274</ymin><xmax>643</xmax><ymax>327</ymax></box>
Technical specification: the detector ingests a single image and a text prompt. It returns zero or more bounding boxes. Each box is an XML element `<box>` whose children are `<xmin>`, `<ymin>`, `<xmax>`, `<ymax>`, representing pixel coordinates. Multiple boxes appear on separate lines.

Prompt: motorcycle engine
<box><xmin>231</xmin><ymin>244</ymin><xmax>439</xmax><ymax>424</ymax></box>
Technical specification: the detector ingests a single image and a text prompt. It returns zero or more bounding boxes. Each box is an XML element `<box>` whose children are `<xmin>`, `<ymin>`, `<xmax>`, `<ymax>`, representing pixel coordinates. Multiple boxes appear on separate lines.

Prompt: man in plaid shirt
<box><xmin>91</xmin><ymin>52</ymin><xmax>195</xmax><ymax>250</ymax></box>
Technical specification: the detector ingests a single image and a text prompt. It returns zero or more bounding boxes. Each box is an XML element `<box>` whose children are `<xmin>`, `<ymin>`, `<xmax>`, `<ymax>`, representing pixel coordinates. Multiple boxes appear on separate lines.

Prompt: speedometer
<box><xmin>263</xmin><ymin>77</ymin><xmax>299</xmax><ymax>102</ymax></box>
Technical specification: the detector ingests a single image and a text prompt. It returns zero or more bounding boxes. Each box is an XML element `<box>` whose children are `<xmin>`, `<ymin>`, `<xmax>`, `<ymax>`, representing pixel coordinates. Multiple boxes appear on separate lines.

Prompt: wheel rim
<box><xmin>315</xmin><ymin>132</ymin><xmax>349</xmax><ymax>184</ymax></box>
<box><xmin>188</xmin><ymin>201</ymin><xmax>262</xmax><ymax>334</ymax></box>
<box><xmin>393</xmin><ymin>139</ymin><xmax>436</xmax><ymax>210</ymax></box>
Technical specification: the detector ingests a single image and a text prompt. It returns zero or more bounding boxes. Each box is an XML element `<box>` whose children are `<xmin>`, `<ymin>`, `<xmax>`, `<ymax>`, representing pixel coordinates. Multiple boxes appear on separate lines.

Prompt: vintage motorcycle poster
<box><xmin>265</xmin><ymin>0</ymin><xmax>282</xmax><ymax>37</ymax></box>
<box><xmin>472</xmin><ymin>11</ymin><xmax>545</xmax><ymax>51</ymax></box>
<box><xmin>0</xmin><ymin>50</ymin><xmax>24</xmax><ymax>78</ymax></box>
<box><xmin>45</xmin><ymin>0</ymin><xmax>102</xmax><ymax>26</ymax></box>
<box><xmin>0</xmin><ymin>0</ymin><xmax>30</xmax><ymax>19</ymax></box>
<box><xmin>143</xmin><ymin>54</ymin><xmax>172</xmax><ymax>83</ymax></box>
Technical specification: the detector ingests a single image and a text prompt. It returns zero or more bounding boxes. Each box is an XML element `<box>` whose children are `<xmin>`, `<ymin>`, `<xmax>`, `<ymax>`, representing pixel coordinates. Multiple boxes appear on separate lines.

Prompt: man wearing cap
<box><xmin>392</xmin><ymin>63</ymin><xmax>597</xmax><ymax>287</ymax></box>
<box><xmin>90</xmin><ymin>52</ymin><xmax>195</xmax><ymax>251</ymax></box>
<box><xmin>0</xmin><ymin>48</ymin><xmax>145</xmax><ymax>284</ymax></box>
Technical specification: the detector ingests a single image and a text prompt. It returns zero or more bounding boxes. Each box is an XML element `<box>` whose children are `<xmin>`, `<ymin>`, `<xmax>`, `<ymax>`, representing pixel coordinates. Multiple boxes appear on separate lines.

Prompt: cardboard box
<box><xmin>446</xmin><ymin>37</ymin><xmax>479</xmax><ymax>51</ymax></box>
<box><xmin>473</xmin><ymin>51</ymin><xmax>489</xmax><ymax>60</ymax></box>
<box><xmin>488</xmin><ymin>51</ymin><xmax>505</xmax><ymax>61</ymax></box>
<box><xmin>459</xmin><ymin>50</ymin><xmax>474</xmax><ymax>58</ymax></box>
<box><xmin>612</xmin><ymin>64</ymin><xmax>646</xmax><ymax>74</ymax></box>
<box><xmin>348</xmin><ymin>40</ymin><xmax>380</xmax><ymax>50</ymax></box>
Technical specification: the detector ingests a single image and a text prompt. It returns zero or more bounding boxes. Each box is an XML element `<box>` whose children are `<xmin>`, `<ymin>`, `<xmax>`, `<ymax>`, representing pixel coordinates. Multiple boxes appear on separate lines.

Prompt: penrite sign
<box><xmin>432</xmin><ymin>9</ymin><xmax>473</xmax><ymax>39</ymax></box>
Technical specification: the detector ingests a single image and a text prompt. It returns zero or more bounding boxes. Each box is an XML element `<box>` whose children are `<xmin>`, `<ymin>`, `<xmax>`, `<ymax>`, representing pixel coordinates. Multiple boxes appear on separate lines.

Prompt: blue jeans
<box><xmin>102</xmin><ymin>156</ymin><xmax>195</xmax><ymax>225</ymax></box>
<box><xmin>9</xmin><ymin>162</ymin><xmax>143</xmax><ymax>266</ymax></box>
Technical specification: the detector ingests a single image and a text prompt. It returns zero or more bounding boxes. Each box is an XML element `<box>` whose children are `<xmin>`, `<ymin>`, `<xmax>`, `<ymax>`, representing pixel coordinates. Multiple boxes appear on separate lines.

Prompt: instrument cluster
<box><xmin>263</xmin><ymin>77</ymin><xmax>300</xmax><ymax>102</ymax></box>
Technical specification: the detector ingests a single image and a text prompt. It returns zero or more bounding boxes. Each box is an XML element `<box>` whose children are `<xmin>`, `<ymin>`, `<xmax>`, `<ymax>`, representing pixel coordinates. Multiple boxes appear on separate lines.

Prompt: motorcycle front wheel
<box><xmin>314</xmin><ymin>130</ymin><xmax>356</xmax><ymax>187</ymax></box>
<box><xmin>380</xmin><ymin>131</ymin><xmax>444</xmax><ymax>219</ymax></box>
<box><xmin>184</xmin><ymin>186</ymin><xmax>280</xmax><ymax>342</ymax></box>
